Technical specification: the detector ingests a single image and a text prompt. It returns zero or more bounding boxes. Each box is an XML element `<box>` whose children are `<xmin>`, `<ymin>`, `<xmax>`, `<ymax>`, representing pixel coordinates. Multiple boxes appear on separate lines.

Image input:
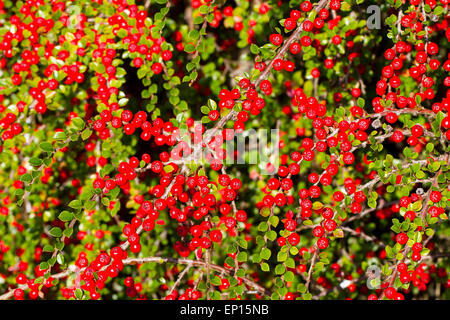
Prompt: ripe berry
<box><xmin>300</xmin><ymin>1</ymin><xmax>312</xmax><ymax>12</ymax></box>
<box><xmin>384</xmin><ymin>287</ymin><xmax>396</xmax><ymax>299</ymax></box>
<box><xmin>208</xmin><ymin>110</ymin><xmax>219</xmax><ymax>121</ymax></box>
<box><xmin>284</xmin><ymin>18</ymin><xmax>296</xmax><ymax>30</ymax></box>
<box><xmin>396</xmin><ymin>233</ymin><xmax>408</xmax><ymax>245</ymax></box>
<box><xmin>288</xmin><ymin>233</ymin><xmax>300</xmax><ymax>246</ymax></box>
<box><xmin>412</xmin><ymin>242</ymin><xmax>423</xmax><ymax>252</ymax></box>
<box><xmin>210</xmin><ymin>230</ymin><xmax>223</xmax><ymax>242</ymax></box>
<box><xmin>313</xmin><ymin>226</ymin><xmax>325</xmax><ymax>238</ymax></box>
<box><xmin>411</xmin><ymin>124</ymin><xmax>423</xmax><ymax>137</ymax></box>
<box><xmin>430</xmin><ymin>191</ymin><xmax>441</xmax><ymax>203</ymax></box>
<box><xmin>317</xmin><ymin>237</ymin><xmax>329</xmax><ymax>249</ymax></box>
<box><xmin>14</xmin><ymin>288</ymin><xmax>25</xmax><ymax>300</ymax></box>
<box><xmin>270</xmin><ymin>34</ymin><xmax>283</xmax><ymax>46</ymax></box>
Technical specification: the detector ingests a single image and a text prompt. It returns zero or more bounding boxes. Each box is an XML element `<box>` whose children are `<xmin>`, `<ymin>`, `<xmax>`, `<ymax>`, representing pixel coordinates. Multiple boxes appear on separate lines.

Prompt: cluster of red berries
<box><xmin>0</xmin><ymin>112</ymin><xmax>22</xmax><ymax>141</ymax></box>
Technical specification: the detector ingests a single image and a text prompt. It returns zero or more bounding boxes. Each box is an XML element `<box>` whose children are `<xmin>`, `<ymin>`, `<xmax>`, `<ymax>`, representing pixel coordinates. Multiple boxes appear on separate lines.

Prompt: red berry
<box><xmin>396</xmin><ymin>233</ymin><xmax>408</xmax><ymax>245</ymax></box>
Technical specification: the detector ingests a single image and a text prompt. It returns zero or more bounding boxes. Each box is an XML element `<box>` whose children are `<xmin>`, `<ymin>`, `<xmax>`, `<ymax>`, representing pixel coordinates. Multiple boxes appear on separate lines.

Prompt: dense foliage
<box><xmin>0</xmin><ymin>0</ymin><xmax>449</xmax><ymax>300</ymax></box>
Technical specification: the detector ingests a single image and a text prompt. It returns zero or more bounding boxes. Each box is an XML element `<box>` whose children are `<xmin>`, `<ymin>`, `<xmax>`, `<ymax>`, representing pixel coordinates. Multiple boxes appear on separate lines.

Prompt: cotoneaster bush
<box><xmin>0</xmin><ymin>0</ymin><xmax>449</xmax><ymax>300</ymax></box>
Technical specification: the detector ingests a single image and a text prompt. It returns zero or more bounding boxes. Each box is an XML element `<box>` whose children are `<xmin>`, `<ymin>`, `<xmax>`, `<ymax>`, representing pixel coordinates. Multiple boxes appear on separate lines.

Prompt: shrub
<box><xmin>0</xmin><ymin>0</ymin><xmax>448</xmax><ymax>300</ymax></box>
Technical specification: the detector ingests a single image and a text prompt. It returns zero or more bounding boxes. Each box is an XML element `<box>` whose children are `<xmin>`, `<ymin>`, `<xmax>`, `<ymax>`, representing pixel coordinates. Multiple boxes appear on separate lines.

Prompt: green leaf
<box><xmin>193</xmin><ymin>16</ymin><xmax>204</xmax><ymax>24</ymax></box>
<box><xmin>297</xmin><ymin>283</ymin><xmax>307</xmax><ymax>293</ymax></box>
<box><xmin>433</xmin><ymin>5</ymin><xmax>444</xmax><ymax>15</ymax></box>
<box><xmin>39</xmin><ymin>142</ymin><xmax>53</xmax><ymax>153</ymax></box>
<box><xmin>71</xmin><ymin>117</ymin><xmax>85</xmax><ymax>130</ymax></box>
<box><xmin>200</xmin><ymin>105</ymin><xmax>210</xmax><ymax>114</ymax></box>
<box><xmin>385</xmin><ymin>245</ymin><xmax>394</xmax><ymax>259</ymax></box>
<box><xmin>188</xmin><ymin>29</ymin><xmax>200</xmax><ymax>40</ymax></box>
<box><xmin>49</xmin><ymin>227</ymin><xmax>63</xmax><ymax>238</ymax></box>
<box><xmin>53</xmin><ymin>131</ymin><xmax>67</xmax><ymax>140</ymax></box>
<box><xmin>415</xmin><ymin>94</ymin><xmax>422</xmax><ymax>105</ymax></box>
<box><xmin>210</xmin><ymin>275</ymin><xmax>221</xmax><ymax>286</ymax></box>
<box><xmin>312</xmin><ymin>201</ymin><xmax>323</xmax><ymax>210</ymax></box>
<box><xmin>430</xmin><ymin>161</ymin><xmax>440</xmax><ymax>172</ymax></box>
<box><xmin>68</xmin><ymin>200</ymin><xmax>83</xmax><ymax>210</ymax></box>
<box><xmin>357</xmin><ymin>98</ymin><xmax>365</xmax><ymax>108</ymax></box>
<box><xmin>314</xmin><ymin>262</ymin><xmax>324</xmax><ymax>273</ymax></box>
<box><xmin>250</xmin><ymin>44</ymin><xmax>260</xmax><ymax>54</ymax></box>
<box><xmin>207</xmin><ymin>99</ymin><xmax>217</xmax><ymax>110</ymax></box>
<box><xmin>266</xmin><ymin>230</ymin><xmax>277</xmax><ymax>241</ymax></box>
<box><xmin>29</xmin><ymin>157</ymin><xmax>43</xmax><ymax>166</ymax></box>
<box><xmin>56</xmin><ymin>253</ymin><xmax>64</xmax><ymax>265</ymax></box>
<box><xmin>257</xmin><ymin>221</ymin><xmax>269</xmax><ymax>232</ymax></box>
<box><xmin>386</xmin><ymin>185</ymin><xmax>395</xmax><ymax>193</ymax></box>
<box><xmin>117</xmin><ymin>29</ymin><xmax>127</xmax><ymax>38</ymax></box>
<box><xmin>237</xmin><ymin>252</ymin><xmax>247</xmax><ymax>262</ymax></box>
<box><xmin>81</xmin><ymin>129</ymin><xmax>93</xmax><ymax>141</ymax></box>
<box><xmin>39</xmin><ymin>262</ymin><xmax>49</xmax><ymax>271</ymax></box>
<box><xmin>118</xmin><ymin>98</ymin><xmax>129</xmax><ymax>107</ymax></box>
<box><xmin>261</xmin><ymin>247</ymin><xmax>272</xmax><ymax>260</ymax></box>
<box><xmin>289</xmin><ymin>246</ymin><xmax>299</xmax><ymax>256</ymax></box>
<box><xmin>269</xmin><ymin>215</ymin><xmax>279</xmax><ymax>227</ymax></box>
<box><xmin>284</xmin><ymin>271</ymin><xmax>295</xmax><ymax>282</ymax></box>
<box><xmin>275</xmin><ymin>264</ymin><xmax>286</xmax><ymax>275</ymax></box>
<box><xmin>237</xmin><ymin>238</ymin><xmax>248</xmax><ymax>249</ymax></box>
<box><xmin>58</xmin><ymin>211</ymin><xmax>73</xmax><ymax>222</ymax></box>
<box><xmin>184</xmin><ymin>44</ymin><xmax>196</xmax><ymax>53</ymax></box>
<box><xmin>225</xmin><ymin>256</ymin><xmax>235</xmax><ymax>268</ymax></box>
<box><xmin>206</xmin><ymin>13</ymin><xmax>215</xmax><ymax>23</ymax></box>
<box><xmin>261</xmin><ymin>262</ymin><xmax>270</xmax><ymax>272</ymax></box>
<box><xmin>74</xmin><ymin>288</ymin><xmax>84</xmax><ymax>300</ymax></box>
<box><xmin>137</xmin><ymin>68</ymin><xmax>147</xmax><ymax>79</ymax></box>
<box><xmin>336</xmin><ymin>107</ymin><xmax>346</xmax><ymax>117</ymax></box>
<box><xmin>43</xmin><ymin>245</ymin><xmax>54</xmax><ymax>252</ymax></box>
<box><xmin>277</xmin><ymin>251</ymin><xmax>287</xmax><ymax>262</ymax></box>
<box><xmin>285</xmin><ymin>258</ymin><xmax>295</xmax><ymax>269</ymax></box>
<box><xmin>260</xmin><ymin>207</ymin><xmax>271</xmax><ymax>217</ymax></box>
<box><xmin>14</xmin><ymin>189</ymin><xmax>24</xmax><ymax>198</ymax></box>
<box><xmin>101</xmin><ymin>197</ymin><xmax>110</xmax><ymax>207</ymax></box>
<box><xmin>20</xmin><ymin>173</ymin><xmax>32</xmax><ymax>183</ymax></box>
<box><xmin>199</xmin><ymin>5</ymin><xmax>209</xmax><ymax>14</ymax></box>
